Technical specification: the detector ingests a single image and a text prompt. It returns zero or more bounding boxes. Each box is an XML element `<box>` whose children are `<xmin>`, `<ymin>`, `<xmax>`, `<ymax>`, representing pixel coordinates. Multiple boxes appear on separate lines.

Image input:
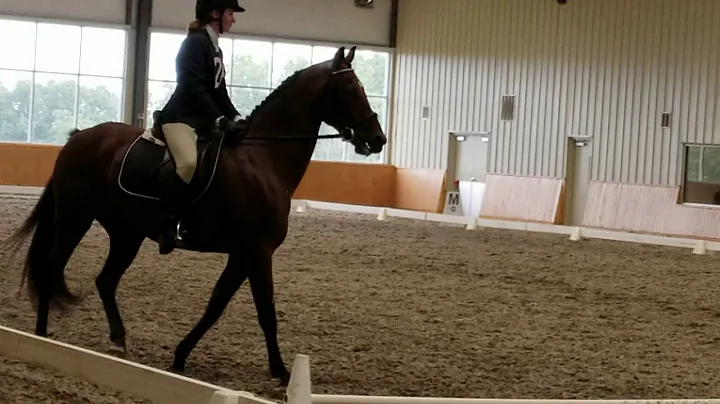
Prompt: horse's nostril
<box><xmin>372</xmin><ymin>134</ymin><xmax>387</xmax><ymax>146</ymax></box>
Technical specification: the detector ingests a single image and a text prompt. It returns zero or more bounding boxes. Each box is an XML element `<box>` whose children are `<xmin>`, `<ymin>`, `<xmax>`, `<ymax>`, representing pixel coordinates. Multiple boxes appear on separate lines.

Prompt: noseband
<box><xmin>331</xmin><ymin>68</ymin><xmax>378</xmax><ymax>142</ymax></box>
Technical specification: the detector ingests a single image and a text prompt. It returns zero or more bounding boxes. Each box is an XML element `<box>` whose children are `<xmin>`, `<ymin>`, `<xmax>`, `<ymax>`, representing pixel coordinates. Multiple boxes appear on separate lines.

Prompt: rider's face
<box><xmin>220</xmin><ymin>8</ymin><xmax>235</xmax><ymax>32</ymax></box>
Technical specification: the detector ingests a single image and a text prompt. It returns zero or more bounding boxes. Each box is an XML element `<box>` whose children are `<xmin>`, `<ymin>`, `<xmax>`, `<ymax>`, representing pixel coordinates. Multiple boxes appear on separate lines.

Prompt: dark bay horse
<box><xmin>0</xmin><ymin>46</ymin><xmax>386</xmax><ymax>385</ymax></box>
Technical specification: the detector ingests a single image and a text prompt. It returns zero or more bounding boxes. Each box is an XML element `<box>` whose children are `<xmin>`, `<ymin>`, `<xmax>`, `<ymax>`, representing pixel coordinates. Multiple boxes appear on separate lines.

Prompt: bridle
<box><xmin>235</xmin><ymin>67</ymin><xmax>378</xmax><ymax>143</ymax></box>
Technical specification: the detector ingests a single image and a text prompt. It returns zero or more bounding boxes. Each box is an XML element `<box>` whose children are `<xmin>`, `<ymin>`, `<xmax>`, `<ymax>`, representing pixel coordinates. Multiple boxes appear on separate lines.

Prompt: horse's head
<box><xmin>317</xmin><ymin>46</ymin><xmax>387</xmax><ymax>156</ymax></box>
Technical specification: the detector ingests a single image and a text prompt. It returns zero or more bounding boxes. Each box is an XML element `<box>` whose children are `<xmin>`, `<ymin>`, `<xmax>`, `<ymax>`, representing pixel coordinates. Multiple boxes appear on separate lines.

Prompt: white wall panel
<box><xmin>0</xmin><ymin>0</ymin><xmax>127</xmax><ymax>25</ymax></box>
<box><xmin>391</xmin><ymin>0</ymin><xmax>720</xmax><ymax>186</ymax></box>
<box><xmin>152</xmin><ymin>0</ymin><xmax>392</xmax><ymax>46</ymax></box>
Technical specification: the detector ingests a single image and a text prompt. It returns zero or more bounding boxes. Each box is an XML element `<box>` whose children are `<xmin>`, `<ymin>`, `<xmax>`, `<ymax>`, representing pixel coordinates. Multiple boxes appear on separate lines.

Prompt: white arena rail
<box><xmin>286</xmin><ymin>355</ymin><xmax>720</xmax><ymax>404</ymax></box>
<box><xmin>1</xmin><ymin>325</ymin><xmax>719</xmax><ymax>404</ymax></box>
<box><xmin>0</xmin><ymin>325</ymin><xmax>278</xmax><ymax>404</ymax></box>
<box><xmin>311</xmin><ymin>397</ymin><xmax>720</xmax><ymax>404</ymax></box>
<box><xmin>289</xmin><ymin>199</ymin><xmax>720</xmax><ymax>255</ymax></box>
<box><xmin>1</xmin><ymin>185</ymin><xmax>718</xmax><ymax>255</ymax></box>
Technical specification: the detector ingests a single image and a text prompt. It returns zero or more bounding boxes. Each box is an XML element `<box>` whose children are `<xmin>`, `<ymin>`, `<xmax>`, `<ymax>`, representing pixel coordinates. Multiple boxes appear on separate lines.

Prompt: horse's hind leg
<box><xmin>172</xmin><ymin>253</ymin><xmax>248</xmax><ymax>372</ymax></box>
<box><xmin>35</xmin><ymin>216</ymin><xmax>94</xmax><ymax>337</ymax></box>
<box><xmin>94</xmin><ymin>225</ymin><xmax>144</xmax><ymax>351</ymax></box>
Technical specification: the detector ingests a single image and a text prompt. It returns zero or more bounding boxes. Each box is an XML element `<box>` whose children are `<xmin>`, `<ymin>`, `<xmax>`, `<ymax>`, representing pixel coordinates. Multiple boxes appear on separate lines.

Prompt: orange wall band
<box><xmin>3</xmin><ymin>143</ymin><xmax>719</xmax><ymax>238</ymax></box>
<box><xmin>0</xmin><ymin>143</ymin><xmax>62</xmax><ymax>187</ymax></box>
<box><xmin>0</xmin><ymin>143</ymin><xmax>446</xmax><ymax>212</ymax></box>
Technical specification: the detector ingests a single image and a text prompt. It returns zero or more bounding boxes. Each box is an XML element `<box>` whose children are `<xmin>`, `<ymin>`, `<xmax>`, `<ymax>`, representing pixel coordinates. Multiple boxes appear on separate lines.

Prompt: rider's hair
<box><xmin>187</xmin><ymin>19</ymin><xmax>204</xmax><ymax>33</ymax></box>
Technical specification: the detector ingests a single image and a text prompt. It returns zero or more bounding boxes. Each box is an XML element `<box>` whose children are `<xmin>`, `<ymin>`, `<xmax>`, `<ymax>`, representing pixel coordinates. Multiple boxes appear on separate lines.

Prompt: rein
<box><xmin>237</xmin><ymin>132</ymin><xmax>348</xmax><ymax>142</ymax></box>
<box><xmin>229</xmin><ymin>133</ymin><xmax>346</xmax><ymax>145</ymax></box>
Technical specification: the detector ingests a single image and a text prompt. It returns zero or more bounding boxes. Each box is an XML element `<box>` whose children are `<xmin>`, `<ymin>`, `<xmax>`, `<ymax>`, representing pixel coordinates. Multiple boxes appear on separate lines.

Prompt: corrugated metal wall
<box><xmin>390</xmin><ymin>0</ymin><xmax>720</xmax><ymax>185</ymax></box>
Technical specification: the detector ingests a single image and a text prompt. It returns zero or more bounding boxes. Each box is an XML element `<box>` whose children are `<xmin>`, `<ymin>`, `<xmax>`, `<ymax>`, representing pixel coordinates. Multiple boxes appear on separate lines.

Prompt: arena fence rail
<box><xmin>311</xmin><ymin>397</ymin><xmax>720</xmax><ymax>404</ymax></box>
<box><xmin>0</xmin><ymin>324</ymin><xmax>281</xmax><ymax>404</ymax></box>
<box><xmin>2</xmin><ymin>324</ymin><xmax>720</xmax><ymax>404</ymax></box>
<box><xmin>289</xmin><ymin>199</ymin><xmax>720</xmax><ymax>255</ymax></box>
<box><xmin>0</xmin><ymin>185</ymin><xmax>716</xmax><ymax>255</ymax></box>
<box><xmin>287</xmin><ymin>354</ymin><xmax>720</xmax><ymax>404</ymax></box>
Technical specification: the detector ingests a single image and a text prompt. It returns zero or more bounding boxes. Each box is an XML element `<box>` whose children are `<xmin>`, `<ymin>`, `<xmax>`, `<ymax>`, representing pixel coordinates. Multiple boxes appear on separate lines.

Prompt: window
<box><xmin>146</xmin><ymin>30</ymin><xmax>391</xmax><ymax>164</ymax></box>
<box><xmin>683</xmin><ymin>144</ymin><xmax>720</xmax><ymax>205</ymax></box>
<box><xmin>0</xmin><ymin>18</ymin><xmax>127</xmax><ymax>145</ymax></box>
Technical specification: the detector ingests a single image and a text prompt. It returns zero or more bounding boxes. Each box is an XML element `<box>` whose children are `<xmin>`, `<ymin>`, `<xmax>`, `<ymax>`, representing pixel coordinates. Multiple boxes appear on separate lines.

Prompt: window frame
<box><xmin>0</xmin><ymin>13</ymin><xmax>131</xmax><ymax>145</ymax></box>
<box><xmin>681</xmin><ymin>143</ymin><xmax>720</xmax><ymax>208</ymax></box>
<box><xmin>146</xmin><ymin>27</ymin><xmax>394</xmax><ymax>165</ymax></box>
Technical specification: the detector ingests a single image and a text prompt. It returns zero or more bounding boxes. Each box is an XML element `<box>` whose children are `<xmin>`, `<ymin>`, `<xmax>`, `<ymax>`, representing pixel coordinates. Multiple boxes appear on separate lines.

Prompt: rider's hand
<box><xmin>229</xmin><ymin>117</ymin><xmax>248</xmax><ymax>133</ymax></box>
<box><xmin>216</xmin><ymin>116</ymin><xmax>247</xmax><ymax>134</ymax></box>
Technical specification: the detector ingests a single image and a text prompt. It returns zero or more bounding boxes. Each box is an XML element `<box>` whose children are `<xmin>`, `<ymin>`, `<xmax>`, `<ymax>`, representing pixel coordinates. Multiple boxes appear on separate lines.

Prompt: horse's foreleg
<box><xmin>95</xmin><ymin>228</ymin><xmax>144</xmax><ymax>351</ymax></box>
<box><xmin>248</xmin><ymin>252</ymin><xmax>290</xmax><ymax>386</ymax></box>
<box><xmin>172</xmin><ymin>253</ymin><xmax>248</xmax><ymax>372</ymax></box>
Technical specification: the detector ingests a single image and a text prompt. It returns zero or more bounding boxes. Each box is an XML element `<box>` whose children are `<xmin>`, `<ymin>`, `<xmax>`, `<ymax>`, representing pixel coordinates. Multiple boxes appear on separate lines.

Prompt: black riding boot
<box><xmin>158</xmin><ymin>174</ymin><xmax>191</xmax><ymax>255</ymax></box>
<box><xmin>158</xmin><ymin>213</ymin><xmax>180</xmax><ymax>255</ymax></box>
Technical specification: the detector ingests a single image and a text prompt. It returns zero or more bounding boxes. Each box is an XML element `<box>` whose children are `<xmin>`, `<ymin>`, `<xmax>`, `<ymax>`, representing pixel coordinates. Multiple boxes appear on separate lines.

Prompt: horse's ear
<box><xmin>345</xmin><ymin>46</ymin><xmax>356</xmax><ymax>64</ymax></box>
<box><xmin>332</xmin><ymin>47</ymin><xmax>346</xmax><ymax>69</ymax></box>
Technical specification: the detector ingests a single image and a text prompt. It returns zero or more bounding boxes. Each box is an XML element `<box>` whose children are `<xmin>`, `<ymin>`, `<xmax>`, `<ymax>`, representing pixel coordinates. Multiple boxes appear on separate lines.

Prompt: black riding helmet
<box><xmin>195</xmin><ymin>0</ymin><xmax>245</xmax><ymax>33</ymax></box>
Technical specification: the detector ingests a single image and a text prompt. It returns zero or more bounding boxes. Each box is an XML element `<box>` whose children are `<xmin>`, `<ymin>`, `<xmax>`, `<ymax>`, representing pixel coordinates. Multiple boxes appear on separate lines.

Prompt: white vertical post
<box><xmin>285</xmin><ymin>354</ymin><xmax>312</xmax><ymax>404</ymax></box>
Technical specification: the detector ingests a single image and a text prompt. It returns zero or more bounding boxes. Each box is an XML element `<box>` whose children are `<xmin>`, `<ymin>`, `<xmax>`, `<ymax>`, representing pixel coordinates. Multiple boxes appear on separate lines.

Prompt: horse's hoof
<box><xmin>109</xmin><ymin>347</ymin><xmax>129</xmax><ymax>359</ymax></box>
<box><xmin>171</xmin><ymin>358</ymin><xmax>186</xmax><ymax>373</ymax></box>
<box><xmin>111</xmin><ymin>337</ymin><xmax>126</xmax><ymax>350</ymax></box>
<box><xmin>104</xmin><ymin>340</ymin><xmax>127</xmax><ymax>358</ymax></box>
<box><xmin>274</xmin><ymin>370</ymin><xmax>291</xmax><ymax>387</ymax></box>
<box><xmin>110</xmin><ymin>329</ymin><xmax>126</xmax><ymax>347</ymax></box>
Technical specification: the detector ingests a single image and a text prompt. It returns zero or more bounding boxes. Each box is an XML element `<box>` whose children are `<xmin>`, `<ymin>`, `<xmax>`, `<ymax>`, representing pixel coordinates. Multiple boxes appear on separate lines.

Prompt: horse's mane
<box><xmin>247</xmin><ymin>69</ymin><xmax>304</xmax><ymax>121</ymax></box>
<box><xmin>247</xmin><ymin>61</ymin><xmax>329</xmax><ymax>121</ymax></box>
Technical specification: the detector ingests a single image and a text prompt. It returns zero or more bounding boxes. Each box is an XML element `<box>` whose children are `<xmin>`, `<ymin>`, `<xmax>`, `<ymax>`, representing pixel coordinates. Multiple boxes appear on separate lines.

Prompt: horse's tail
<box><xmin>1</xmin><ymin>177</ymin><xmax>79</xmax><ymax>309</ymax></box>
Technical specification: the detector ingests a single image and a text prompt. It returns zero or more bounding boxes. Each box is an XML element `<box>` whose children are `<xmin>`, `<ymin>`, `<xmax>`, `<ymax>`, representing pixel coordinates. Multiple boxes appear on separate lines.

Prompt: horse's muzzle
<box><xmin>344</xmin><ymin>127</ymin><xmax>386</xmax><ymax>156</ymax></box>
<box><xmin>368</xmin><ymin>134</ymin><xmax>387</xmax><ymax>153</ymax></box>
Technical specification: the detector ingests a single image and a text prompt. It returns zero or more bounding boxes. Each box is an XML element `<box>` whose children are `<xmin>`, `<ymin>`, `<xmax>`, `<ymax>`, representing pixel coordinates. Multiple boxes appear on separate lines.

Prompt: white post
<box><xmin>284</xmin><ymin>354</ymin><xmax>312</xmax><ymax>404</ymax></box>
<box><xmin>693</xmin><ymin>239</ymin><xmax>707</xmax><ymax>255</ymax></box>
<box><xmin>377</xmin><ymin>208</ymin><xmax>388</xmax><ymax>221</ymax></box>
<box><xmin>295</xmin><ymin>199</ymin><xmax>307</xmax><ymax>213</ymax></box>
<box><xmin>208</xmin><ymin>390</ymin><xmax>280</xmax><ymax>404</ymax></box>
<box><xmin>569</xmin><ymin>227</ymin><xmax>581</xmax><ymax>241</ymax></box>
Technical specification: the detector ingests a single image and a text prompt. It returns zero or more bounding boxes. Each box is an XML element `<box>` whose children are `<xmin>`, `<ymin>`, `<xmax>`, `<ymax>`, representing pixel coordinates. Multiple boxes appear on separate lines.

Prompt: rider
<box><xmin>155</xmin><ymin>0</ymin><xmax>247</xmax><ymax>254</ymax></box>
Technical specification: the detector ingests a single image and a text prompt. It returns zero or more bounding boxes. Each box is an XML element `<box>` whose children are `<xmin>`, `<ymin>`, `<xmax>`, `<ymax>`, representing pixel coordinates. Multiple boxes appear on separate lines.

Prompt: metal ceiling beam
<box><xmin>389</xmin><ymin>0</ymin><xmax>398</xmax><ymax>47</ymax></box>
<box><xmin>129</xmin><ymin>0</ymin><xmax>152</xmax><ymax>127</ymax></box>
